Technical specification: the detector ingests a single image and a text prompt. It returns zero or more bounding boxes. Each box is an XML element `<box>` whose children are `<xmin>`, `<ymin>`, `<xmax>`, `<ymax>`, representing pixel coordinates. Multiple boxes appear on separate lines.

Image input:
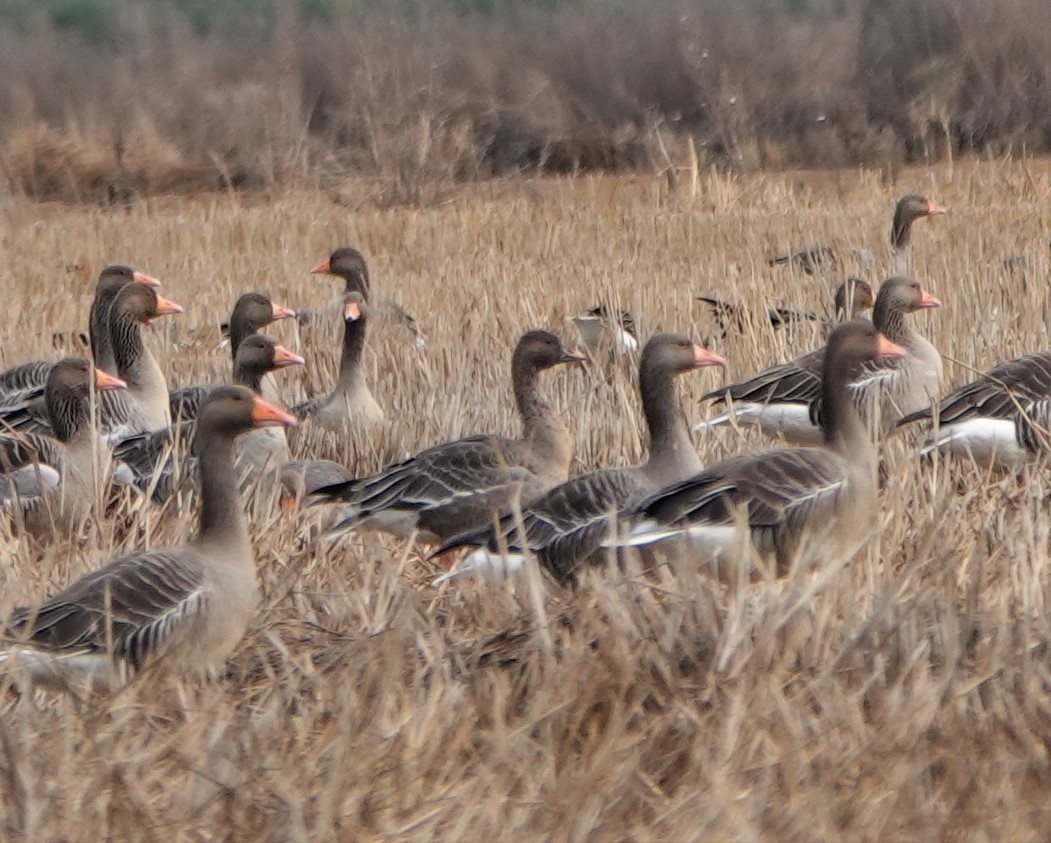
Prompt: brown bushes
<box><xmin>1</xmin><ymin>0</ymin><xmax>1049</xmax><ymax>204</ymax></box>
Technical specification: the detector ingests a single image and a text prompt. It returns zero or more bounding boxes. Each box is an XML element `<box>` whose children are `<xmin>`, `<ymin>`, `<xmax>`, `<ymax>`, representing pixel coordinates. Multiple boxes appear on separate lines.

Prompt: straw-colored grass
<box><xmin>1</xmin><ymin>159</ymin><xmax>1051</xmax><ymax>839</ymax></box>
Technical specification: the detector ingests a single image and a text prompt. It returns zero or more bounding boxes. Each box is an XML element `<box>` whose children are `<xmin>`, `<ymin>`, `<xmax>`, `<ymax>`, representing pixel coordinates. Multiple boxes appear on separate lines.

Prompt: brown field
<box><xmin>1</xmin><ymin>159</ymin><xmax>1051</xmax><ymax>839</ymax></box>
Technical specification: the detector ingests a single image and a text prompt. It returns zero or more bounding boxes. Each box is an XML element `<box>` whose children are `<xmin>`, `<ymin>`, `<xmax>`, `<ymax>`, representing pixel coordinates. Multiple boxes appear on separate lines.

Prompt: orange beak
<box><xmin>310</xmin><ymin>257</ymin><xmax>332</xmax><ymax>276</ymax></box>
<box><xmin>132</xmin><ymin>270</ymin><xmax>162</xmax><ymax>289</ymax></box>
<box><xmin>153</xmin><ymin>295</ymin><xmax>184</xmax><ymax>317</ymax></box>
<box><xmin>272</xmin><ymin>344</ymin><xmax>305</xmax><ymax>368</ymax></box>
<box><xmin>279</xmin><ymin>489</ymin><xmax>298</xmax><ymax>513</ymax></box>
<box><xmin>875</xmin><ymin>334</ymin><xmax>907</xmax><ymax>361</ymax></box>
<box><xmin>94</xmin><ymin>369</ymin><xmax>127</xmax><ymax>391</ymax></box>
<box><xmin>271</xmin><ymin>302</ymin><xmax>296</xmax><ymax>321</ymax></box>
<box><xmin>251</xmin><ymin>396</ymin><xmax>298</xmax><ymax>428</ymax></box>
<box><xmin>919</xmin><ymin>290</ymin><xmax>942</xmax><ymax>309</ymax></box>
<box><xmin>344</xmin><ymin>300</ymin><xmax>362</xmax><ymax>321</ymax></box>
<box><xmin>693</xmin><ymin>345</ymin><xmax>727</xmax><ymax>368</ymax></box>
<box><xmin>926</xmin><ymin>201</ymin><xmax>947</xmax><ymax>216</ymax></box>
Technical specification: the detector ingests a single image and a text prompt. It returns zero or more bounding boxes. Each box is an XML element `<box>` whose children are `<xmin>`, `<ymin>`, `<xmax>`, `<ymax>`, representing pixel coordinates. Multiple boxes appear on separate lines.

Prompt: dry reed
<box><xmin>0</xmin><ymin>159</ymin><xmax>1049</xmax><ymax>839</ymax></box>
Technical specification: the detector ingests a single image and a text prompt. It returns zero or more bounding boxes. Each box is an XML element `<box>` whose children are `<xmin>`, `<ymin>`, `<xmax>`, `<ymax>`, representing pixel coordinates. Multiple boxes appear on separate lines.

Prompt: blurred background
<box><xmin>0</xmin><ymin>0</ymin><xmax>1047</xmax><ymax>206</ymax></box>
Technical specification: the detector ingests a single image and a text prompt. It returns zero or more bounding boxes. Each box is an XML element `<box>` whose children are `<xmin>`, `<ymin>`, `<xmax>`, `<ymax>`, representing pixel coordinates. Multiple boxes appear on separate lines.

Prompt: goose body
<box><xmin>698</xmin><ymin>277</ymin><xmax>942</xmax><ymax>444</ymax></box>
<box><xmin>433</xmin><ymin>335</ymin><xmax>726</xmax><ymax>585</ymax></box>
<box><xmin>1</xmin><ymin>388</ymin><xmax>297</xmax><ymax>690</ymax></box>
<box><xmin>618</xmin><ymin>321</ymin><xmax>904</xmax><ymax>579</ymax></box>
<box><xmin>899</xmin><ymin>352</ymin><xmax>1051</xmax><ymax>466</ymax></box>
<box><xmin>313</xmin><ymin>330</ymin><xmax>584</xmax><ymax>543</ymax></box>
<box><xmin>292</xmin><ymin>292</ymin><xmax>384</xmax><ymax>430</ymax></box>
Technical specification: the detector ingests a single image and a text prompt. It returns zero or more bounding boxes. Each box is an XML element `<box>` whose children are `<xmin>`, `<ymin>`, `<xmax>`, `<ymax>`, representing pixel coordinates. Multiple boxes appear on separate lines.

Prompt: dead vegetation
<box><xmin>0</xmin><ymin>160</ymin><xmax>1050</xmax><ymax>838</ymax></box>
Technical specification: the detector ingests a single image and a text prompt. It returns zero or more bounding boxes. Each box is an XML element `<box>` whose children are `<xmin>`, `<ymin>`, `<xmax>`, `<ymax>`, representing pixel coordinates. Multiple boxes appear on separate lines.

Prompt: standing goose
<box><xmin>0</xmin><ymin>359</ymin><xmax>126</xmax><ymax>535</ymax></box>
<box><xmin>113</xmin><ymin>335</ymin><xmax>304</xmax><ymax>499</ymax></box>
<box><xmin>433</xmin><ymin>334</ymin><xmax>725</xmax><ymax>585</ymax></box>
<box><xmin>0</xmin><ymin>387</ymin><xmax>297</xmax><ymax>690</ymax></box>
<box><xmin>311</xmin><ymin>330</ymin><xmax>585</xmax><ymax>543</ymax></box>
<box><xmin>897</xmin><ymin>353</ymin><xmax>1051</xmax><ymax>466</ymax></box>
<box><xmin>767</xmin><ymin>194</ymin><xmax>946</xmax><ymax>276</ymax></box>
<box><xmin>91</xmin><ymin>265</ymin><xmax>163</xmax><ymax>375</ymax></box>
<box><xmin>698</xmin><ymin>277</ymin><xmax>942</xmax><ymax>444</ymax></box>
<box><xmin>291</xmin><ymin>291</ymin><xmax>383</xmax><ymax>430</ymax></box>
<box><xmin>305</xmin><ymin>247</ymin><xmax>424</xmax><ymax>347</ymax></box>
<box><xmin>615</xmin><ymin>321</ymin><xmax>905</xmax><ymax>579</ymax></box>
<box><xmin>98</xmin><ymin>283</ymin><xmax>184</xmax><ymax>437</ymax></box>
<box><xmin>697</xmin><ymin>278</ymin><xmax>875</xmax><ymax>339</ymax></box>
<box><xmin>0</xmin><ymin>265</ymin><xmax>160</xmax><ymax>399</ymax></box>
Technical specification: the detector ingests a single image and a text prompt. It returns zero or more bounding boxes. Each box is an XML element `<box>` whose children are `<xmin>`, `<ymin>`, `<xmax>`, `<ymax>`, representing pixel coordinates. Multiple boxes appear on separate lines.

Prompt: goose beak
<box><xmin>875</xmin><ymin>334</ymin><xmax>907</xmax><ymax>361</ymax></box>
<box><xmin>692</xmin><ymin>345</ymin><xmax>727</xmax><ymax>368</ymax></box>
<box><xmin>133</xmin><ymin>271</ymin><xmax>162</xmax><ymax>289</ymax></box>
<box><xmin>153</xmin><ymin>295</ymin><xmax>184</xmax><ymax>317</ymax></box>
<box><xmin>94</xmin><ymin>369</ymin><xmax>127</xmax><ymax>391</ymax></box>
<box><xmin>344</xmin><ymin>300</ymin><xmax>362</xmax><ymax>321</ymax></box>
<box><xmin>926</xmin><ymin>201</ymin><xmax>947</xmax><ymax>216</ymax></box>
<box><xmin>251</xmin><ymin>396</ymin><xmax>298</xmax><ymax>428</ymax></box>
<box><xmin>271</xmin><ymin>302</ymin><xmax>296</xmax><ymax>321</ymax></box>
<box><xmin>272</xmin><ymin>345</ymin><xmax>305</xmax><ymax>368</ymax></box>
<box><xmin>919</xmin><ymin>290</ymin><xmax>942</xmax><ymax>309</ymax></box>
<box><xmin>310</xmin><ymin>257</ymin><xmax>332</xmax><ymax>276</ymax></box>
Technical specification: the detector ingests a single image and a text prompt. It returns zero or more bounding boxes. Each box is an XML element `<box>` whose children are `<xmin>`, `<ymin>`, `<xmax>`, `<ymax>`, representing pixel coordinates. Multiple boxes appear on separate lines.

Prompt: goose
<box><xmin>897</xmin><ymin>353</ymin><xmax>1051</xmax><ymax>467</ymax></box>
<box><xmin>291</xmin><ymin>291</ymin><xmax>383</xmax><ymax>430</ymax></box>
<box><xmin>567</xmin><ymin>306</ymin><xmax>639</xmax><ymax>358</ymax></box>
<box><xmin>0</xmin><ymin>359</ymin><xmax>126</xmax><ymax>535</ymax></box>
<box><xmin>697</xmin><ymin>278</ymin><xmax>875</xmax><ymax>338</ymax></box>
<box><xmin>311</xmin><ymin>330</ymin><xmax>585</xmax><ymax>543</ymax></box>
<box><xmin>0</xmin><ymin>387</ymin><xmax>297</xmax><ymax>691</ymax></box>
<box><xmin>113</xmin><ymin>334</ymin><xmax>304</xmax><ymax>499</ymax></box>
<box><xmin>767</xmin><ymin>194</ymin><xmax>946</xmax><ymax>275</ymax></box>
<box><xmin>305</xmin><ymin>246</ymin><xmax>424</xmax><ymax>347</ymax></box>
<box><xmin>614</xmin><ymin>321</ymin><xmax>905</xmax><ymax>580</ymax></box>
<box><xmin>698</xmin><ymin>277</ymin><xmax>942</xmax><ymax>444</ymax></box>
<box><xmin>0</xmin><ymin>265</ymin><xmax>161</xmax><ymax>400</ymax></box>
<box><xmin>432</xmin><ymin>334</ymin><xmax>726</xmax><ymax>585</ymax></box>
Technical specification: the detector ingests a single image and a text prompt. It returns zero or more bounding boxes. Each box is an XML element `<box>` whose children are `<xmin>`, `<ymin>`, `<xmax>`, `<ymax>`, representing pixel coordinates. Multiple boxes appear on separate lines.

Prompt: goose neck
<box><xmin>195</xmin><ymin>429</ymin><xmax>249</xmax><ymax>546</ymax></box>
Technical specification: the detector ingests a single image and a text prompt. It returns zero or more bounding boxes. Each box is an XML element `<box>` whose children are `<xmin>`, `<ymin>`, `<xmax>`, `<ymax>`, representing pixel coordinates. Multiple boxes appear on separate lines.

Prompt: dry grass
<box><xmin>1</xmin><ymin>159</ymin><xmax>1051</xmax><ymax>839</ymax></box>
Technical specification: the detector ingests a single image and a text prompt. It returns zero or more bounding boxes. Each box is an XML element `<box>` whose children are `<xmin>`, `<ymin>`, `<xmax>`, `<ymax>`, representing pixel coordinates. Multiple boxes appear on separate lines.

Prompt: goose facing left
<box><xmin>0</xmin><ymin>387</ymin><xmax>297</xmax><ymax>691</ymax></box>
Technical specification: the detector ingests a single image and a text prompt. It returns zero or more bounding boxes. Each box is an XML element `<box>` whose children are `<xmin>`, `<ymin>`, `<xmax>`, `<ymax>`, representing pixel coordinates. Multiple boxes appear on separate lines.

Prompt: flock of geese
<box><xmin>0</xmin><ymin>192</ymin><xmax>1044</xmax><ymax>692</ymax></box>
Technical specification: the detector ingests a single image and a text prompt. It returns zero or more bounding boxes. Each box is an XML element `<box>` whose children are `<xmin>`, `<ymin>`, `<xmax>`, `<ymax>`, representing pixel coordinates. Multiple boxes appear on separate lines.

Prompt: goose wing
<box><xmin>636</xmin><ymin>448</ymin><xmax>848</xmax><ymax>536</ymax></box>
<box><xmin>704</xmin><ymin>347</ymin><xmax>825</xmax><ymax>406</ymax></box>
<box><xmin>9</xmin><ymin>548</ymin><xmax>206</xmax><ymax>670</ymax></box>
<box><xmin>899</xmin><ymin>352</ymin><xmax>1051</xmax><ymax>427</ymax></box>
<box><xmin>437</xmin><ymin>467</ymin><xmax>647</xmax><ymax>583</ymax></box>
<box><xmin>316</xmin><ymin>434</ymin><xmax>521</xmax><ymax>509</ymax></box>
